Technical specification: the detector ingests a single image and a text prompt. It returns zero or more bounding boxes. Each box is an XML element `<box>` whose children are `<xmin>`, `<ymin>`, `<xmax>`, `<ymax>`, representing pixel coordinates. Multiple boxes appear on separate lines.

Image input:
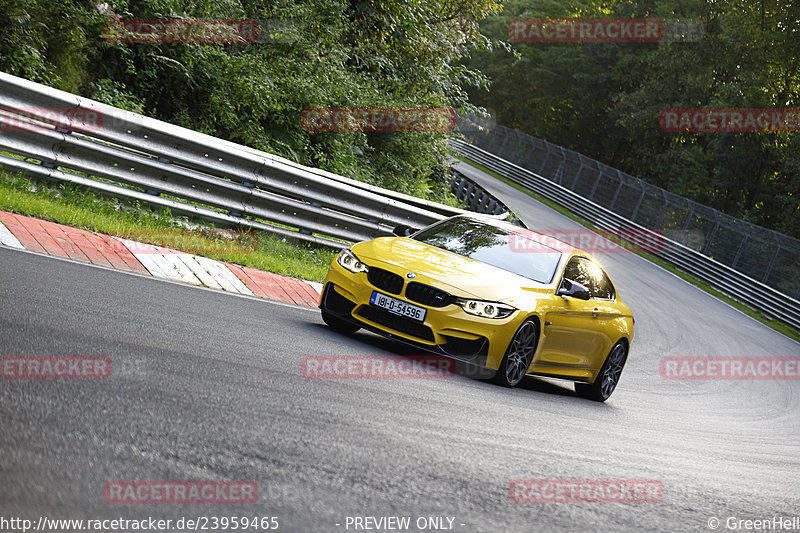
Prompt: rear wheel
<box><xmin>493</xmin><ymin>319</ymin><xmax>539</xmax><ymax>387</ymax></box>
<box><xmin>575</xmin><ymin>341</ymin><xmax>627</xmax><ymax>402</ymax></box>
<box><xmin>321</xmin><ymin>310</ymin><xmax>360</xmax><ymax>334</ymax></box>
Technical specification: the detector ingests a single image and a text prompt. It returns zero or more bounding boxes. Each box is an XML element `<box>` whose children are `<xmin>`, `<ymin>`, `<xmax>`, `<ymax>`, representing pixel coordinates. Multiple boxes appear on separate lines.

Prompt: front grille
<box><xmin>357</xmin><ymin>306</ymin><xmax>435</xmax><ymax>342</ymax></box>
<box><xmin>405</xmin><ymin>282</ymin><xmax>452</xmax><ymax>308</ymax></box>
<box><xmin>440</xmin><ymin>335</ymin><xmax>489</xmax><ymax>357</ymax></box>
<box><xmin>367</xmin><ymin>267</ymin><xmax>404</xmax><ymax>294</ymax></box>
<box><xmin>321</xmin><ymin>283</ymin><xmax>356</xmax><ymax>315</ymax></box>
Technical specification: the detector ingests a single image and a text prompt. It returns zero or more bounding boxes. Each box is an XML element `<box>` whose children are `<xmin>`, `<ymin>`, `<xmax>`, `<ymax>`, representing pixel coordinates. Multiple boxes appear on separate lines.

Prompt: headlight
<box><xmin>337</xmin><ymin>249</ymin><xmax>369</xmax><ymax>274</ymax></box>
<box><xmin>455</xmin><ymin>298</ymin><xmax>515</xmax><ymax>319</ymax></box>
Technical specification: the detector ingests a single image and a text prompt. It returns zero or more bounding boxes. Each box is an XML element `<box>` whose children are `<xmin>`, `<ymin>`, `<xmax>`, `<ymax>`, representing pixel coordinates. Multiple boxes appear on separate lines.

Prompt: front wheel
<box><xmin>492</xmin><ymin>319</ymin><xmax>539</xmax><ymax>387</ymax></box>
<box><xmin>575</xmin><ymin>341</ymin><xmax>627</xmax><ymax>402</ymax></box>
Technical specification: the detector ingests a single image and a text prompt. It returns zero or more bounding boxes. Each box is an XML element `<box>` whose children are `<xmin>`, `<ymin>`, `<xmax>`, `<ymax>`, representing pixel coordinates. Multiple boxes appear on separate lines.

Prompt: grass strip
<box><xmin>0</xmin><ymin>170</ymin><xmax>337</xmax><ymax>283</ymax></box>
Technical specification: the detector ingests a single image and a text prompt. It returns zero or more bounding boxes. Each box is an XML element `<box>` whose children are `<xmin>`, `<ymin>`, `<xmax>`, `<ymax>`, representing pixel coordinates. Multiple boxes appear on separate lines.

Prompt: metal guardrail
<box><xmin>0</xmin><ymin>72</ymin><xmax>488</xmax><ymax>250</ymax></box>
<box><xmin>5</xmin><ymin>72</ymin><xmax>794</xmax><ymax>330</ymax></box>
<box><xmin>457</xmin><ymin>115</ymin><xmax>800</xmax><ymax>302</ymax></box>
<box><xmin>450</xmin><ymin>170</ymin><xmax>507</xmax><ymax>216</ymax></box>
<box><xmin>450</xmin><ymin>138</ymin><xmax>800</xmax><ymax>331</ymax></box>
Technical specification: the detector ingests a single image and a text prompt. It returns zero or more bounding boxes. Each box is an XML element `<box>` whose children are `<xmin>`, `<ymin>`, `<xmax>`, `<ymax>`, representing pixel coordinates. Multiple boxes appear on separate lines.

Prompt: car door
<box><xmin>582</xmin><ymin>262</ymin><xmax>620</xmax><ymax>371</ymax></box>
<box><xmin>535</xmin><ymin>256</ymin><xmax>612</xmax><ymax>372</ymax></box>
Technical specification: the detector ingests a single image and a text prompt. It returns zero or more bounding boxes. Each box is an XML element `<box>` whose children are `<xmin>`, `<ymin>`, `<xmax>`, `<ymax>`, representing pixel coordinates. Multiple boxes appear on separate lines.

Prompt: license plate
<box><xmin>370</xmin><ymin>291</ymin><xmax>427</xmax><ymax>322</ymax></box>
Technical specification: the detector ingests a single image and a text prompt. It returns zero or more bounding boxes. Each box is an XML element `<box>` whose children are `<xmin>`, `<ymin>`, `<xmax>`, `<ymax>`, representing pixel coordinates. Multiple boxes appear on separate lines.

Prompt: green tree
<box><xmin>463</xmin><ymin>0</ymin><xmax>800</xmax><ymax>237</ymax></box>
<box><xmin>0</xmin><ymin>0</ymin><xmax>503</xmax><ymax>201</ymax></box>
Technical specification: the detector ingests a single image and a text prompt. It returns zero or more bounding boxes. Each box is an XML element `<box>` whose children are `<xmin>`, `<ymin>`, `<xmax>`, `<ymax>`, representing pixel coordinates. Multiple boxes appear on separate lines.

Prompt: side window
<box><xmin>562</xmin><ymin>257</ymin><xmax>598</xmax><ymax>296</ymax></box>
<box><xmin>593</xmin><ymin>269</ymin><xmax>615</xmax><ymax>300</ymax></box>
<box><xmin>561</xmin><ymin>256</ymin><xmax>615</xmax><ymax>300</ymax></box>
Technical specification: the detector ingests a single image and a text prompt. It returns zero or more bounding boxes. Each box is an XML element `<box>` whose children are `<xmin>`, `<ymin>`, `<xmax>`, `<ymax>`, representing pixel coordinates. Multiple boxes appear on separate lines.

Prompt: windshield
<box><xmin>412</xmin><ymin>217</ymin><xmax>562</xmax><ymax>284</ymax></box>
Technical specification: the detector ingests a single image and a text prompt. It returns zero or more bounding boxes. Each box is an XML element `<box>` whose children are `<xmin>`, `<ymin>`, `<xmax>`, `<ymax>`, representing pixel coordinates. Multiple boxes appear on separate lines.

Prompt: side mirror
<box><xmin>392</xmin><ymin>224</ymin><xmax>417</xmax><ymax>237</ymax></box>
<box><xmin>556</xmin><ymin>278</ymin><xmax>591</xmax><ymax>300</ymax></box>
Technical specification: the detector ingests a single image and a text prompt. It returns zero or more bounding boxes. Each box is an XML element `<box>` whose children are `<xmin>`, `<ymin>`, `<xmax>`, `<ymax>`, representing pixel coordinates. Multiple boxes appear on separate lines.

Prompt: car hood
<box><xmin>352</xmin><ymin>237</ymin><xmax>551</xmax><ymax>301</ymax></box>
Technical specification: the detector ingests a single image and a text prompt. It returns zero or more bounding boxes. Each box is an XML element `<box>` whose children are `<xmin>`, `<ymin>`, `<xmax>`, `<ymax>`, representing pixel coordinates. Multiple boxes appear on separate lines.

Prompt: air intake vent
<box><xmin>367</xmin><ymin>267</ymin><xmax>404</xmax><ymax>295</ymax></box>
<box><xmin>405</xmin><ymin>282</ymin><xmax>452</xmax><ymax>307</ymax></box>
<box><xmin>357</xmin><ymin>306</ymin><xmax>434</xmax><ymax>342</ymax></box>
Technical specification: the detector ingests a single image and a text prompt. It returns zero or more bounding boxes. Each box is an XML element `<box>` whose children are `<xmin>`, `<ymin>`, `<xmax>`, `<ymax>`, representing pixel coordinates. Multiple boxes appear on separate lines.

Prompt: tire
<box><xmin>492</xmin><ymin>319</ymin><xmax>539</xmax><ymax>387</ymax></box>
<box><xmin>575</xmin><ymin>341</ymin><xmax>627</xmax><ymax>402</ymax></box>
<box><xmin>321</xmin><ymin>309</ymin><xmax>360</xmax><ymax>334</ymax></box>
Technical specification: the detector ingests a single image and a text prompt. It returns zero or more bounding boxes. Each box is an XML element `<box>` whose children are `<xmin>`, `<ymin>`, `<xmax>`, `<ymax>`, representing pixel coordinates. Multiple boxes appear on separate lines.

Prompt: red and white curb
<box><xmin>0</xmin><ymin>211</ymin><xmax>322</xmax><ymax>308</ymax></box>
<box><xmin>0</xmin><ymin>219</ymin><xmax>23</xmax><ymax>249</ymax></box>
<box><xmin>113</xmin><ymin>237</ymin><xmax>253</xmax><ymax>295</ymax></box>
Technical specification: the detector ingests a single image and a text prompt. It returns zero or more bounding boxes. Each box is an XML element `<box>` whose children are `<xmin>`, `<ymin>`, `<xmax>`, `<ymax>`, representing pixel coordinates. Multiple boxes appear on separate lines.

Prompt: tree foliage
<box><xmin>0</xmin><ymin>0</ymin><xmax>502</xmax><ymax>200</ymax></box>
<box><xmin>464</xmin><ymin>0</ymin><xmax>800</xmax><ymax>238</ymax></box>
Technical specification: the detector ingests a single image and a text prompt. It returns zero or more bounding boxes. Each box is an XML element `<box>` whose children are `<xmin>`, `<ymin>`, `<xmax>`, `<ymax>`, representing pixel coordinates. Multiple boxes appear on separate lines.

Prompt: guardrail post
<box><xmin>481</xmin><ymin>192</ymin><xmax>489</xmax><ymax>212</ymax></box>
<box><xmin>446</xmin><ymin>166</ymin><xmax>510</xmax><ymax>216</ymax></box>
<box><xmin>701</xmin><ymin>211</ymin><xmax>720</xmax><ymax>255</ymax></box>
<box><xmin>557</xmin><ymin>146</ymin><xmax>568</xmax><ymax>185</ymax></box>
<box><xmin>679</xmin><ymin>203</ymin><xmax>694</xmax><ymax>242</ymax></box>
<box><xmin>538</xmin><ymin>143</ymin><xmax>553</xmax><ymax>176</ymax></box>
<box><xmin>496</xmin><ymin>126</ymin><xmax>511</xmax><ymax>157</ymax></box>
<box><xmin>552</xmin><ymin>158</ymin><xmax>565</xmax><ymax>185</ymax></box>
<box><xmin>456</xmin><ymin>176</ymin><xmax>467</xmax><ymax>200</ymax></box>
<box><xmin>469</xmin><ymin>191</ymin><xmax>479</xmax><ymax>211</ymax></box>
<box><xmin>588</xmin><ymin>166</ymin><xmax>603</xmax><ymax>201</ymax></box>
<box><xmin>731</xmin><ymin>231</ymin><xmax>749</xmax><ymax>269</ymax></box>
<box><xmin>465</xmin><ymin>181</ymin><xmax>475</xmax><ymax>206</ymax></box>
<box><xmin>509</xmin><ymin>129</ymin><xmax>522</xmax><ymax>164</ymax></box>
<box><xmin>608</xmin><ymin>170</ymin><xmax>624</xmax><ymax>211</ymax></box>
<box><xmin>762</xmin><ymin>235</ymin><xmax>781</xmax><ymax>284</ymax></box>
<box><xmin>570</xmin><ymin>157</ymin><xmax>585</xmax><ymax>190</ymax></box>
<box><xmin>630</xmin><ymin>183</ymin><xmax>646</xmax><ymax>222</ymax></box>
<box><xmin>653</xmin><ymin>189</ymin><xmax>669</xmax><ymax>229</ymax></box>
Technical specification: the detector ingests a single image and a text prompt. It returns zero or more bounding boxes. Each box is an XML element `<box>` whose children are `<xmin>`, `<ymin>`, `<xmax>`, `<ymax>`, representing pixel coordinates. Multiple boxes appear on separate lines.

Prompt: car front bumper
<box><xmin>319</xmin><ymin>260</ymin><xmax>529</xmax><ymax>371</ymax></box>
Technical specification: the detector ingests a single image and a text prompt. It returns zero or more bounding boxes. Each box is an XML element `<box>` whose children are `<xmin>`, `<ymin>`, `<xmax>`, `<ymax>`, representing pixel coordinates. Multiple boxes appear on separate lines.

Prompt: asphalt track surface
<box><xmin>2</xmin><ymin>161</ymin><xmax>799</xmax><ymax>532</ymax></box>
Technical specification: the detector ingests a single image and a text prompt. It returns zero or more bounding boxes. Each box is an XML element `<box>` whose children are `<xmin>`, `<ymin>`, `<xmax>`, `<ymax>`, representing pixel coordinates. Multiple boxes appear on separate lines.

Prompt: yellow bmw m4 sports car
<box><xmin>319</xmin><ymin>215</ymin><xmax>635</xmax><ymax>401</ymax></box>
